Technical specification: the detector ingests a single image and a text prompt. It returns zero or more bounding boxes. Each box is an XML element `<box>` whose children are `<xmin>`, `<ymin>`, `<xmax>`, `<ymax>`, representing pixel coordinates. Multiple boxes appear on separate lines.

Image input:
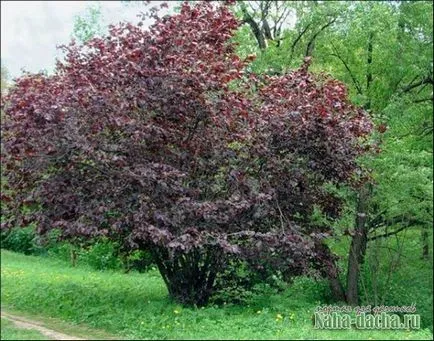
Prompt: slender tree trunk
<box><xmin>421</xmin><ymin>226</ymin><xmax>429</xmax><ymax>260</ymax></box>
<box><xmin>346</xmin><ymin>185</ymin><xmax>371</xmax><ymax>305</ymax></box>
<box><xmin>328</xmin><ymin>269</ymin><xmax>346</xmax><ymax>302</ymax></box>
<box><xmin>346</xmin><ymin>28</ymin><xmax>375</xmax><ymax>304</ymax></box>
<box><xmin>70</xmin><ymin>248</ymin><xmax>77</xmax><ymax>267</ymax></box>
<box><xmin>365</xmin><ymin>31</ymin><xmax>374</xmax><ymax>110</ymax></box>
<box><xmin>314</xmin><ymin>241</ymin><xmax>346</xmax><ymax>302</ymax></box>
<box><xmin>240</xmin><ymin>3</ymin><xmax>267</xmax><ymax>50</ymax></box>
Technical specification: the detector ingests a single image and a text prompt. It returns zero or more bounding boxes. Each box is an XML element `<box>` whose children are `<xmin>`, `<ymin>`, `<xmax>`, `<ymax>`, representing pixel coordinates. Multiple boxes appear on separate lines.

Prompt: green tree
<box><xmin>72</xmin><ymin>4</ymin><xmax>104</xmax><ymax>44</ymax></box>
<box><xmin>234</xmin><ymin>0</ymin><xmax>433</xmax><ymax>305</ymax></box>
<box><xmin>1</xmin><ymin>61</ymin><xmax>9</xmax><ymax>95</ymax></box>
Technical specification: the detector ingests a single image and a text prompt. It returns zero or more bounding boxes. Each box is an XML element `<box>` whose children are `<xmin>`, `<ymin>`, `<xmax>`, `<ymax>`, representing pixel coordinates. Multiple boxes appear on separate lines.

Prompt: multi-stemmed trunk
<box><xmin>151</xmin><ymin>246</ymin><xmax>223</xmax><ymax>306</ymax></box>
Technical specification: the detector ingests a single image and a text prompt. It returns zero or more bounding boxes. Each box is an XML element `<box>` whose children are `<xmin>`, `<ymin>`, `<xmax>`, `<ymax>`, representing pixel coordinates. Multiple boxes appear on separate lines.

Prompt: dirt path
<box><xmin>1</xmin><ymin>311</ymin><xmax>85</xmax><ymax>340</ymax></box>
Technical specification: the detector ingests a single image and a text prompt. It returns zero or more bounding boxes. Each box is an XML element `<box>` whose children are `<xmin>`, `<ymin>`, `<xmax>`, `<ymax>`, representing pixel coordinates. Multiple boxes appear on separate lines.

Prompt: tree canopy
<box><xmin>1</xmin><ymin>1</ymin><xmax>374</xmax><ymax>305</ymax></box>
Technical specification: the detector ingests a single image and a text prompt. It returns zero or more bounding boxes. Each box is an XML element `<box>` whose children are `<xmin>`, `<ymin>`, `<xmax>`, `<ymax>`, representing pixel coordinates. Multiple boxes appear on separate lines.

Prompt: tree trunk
<box><xmin>151</xmin><ymin>246</ymin><xmax>223</xmax><ymax>306</ymax></box>
<box><xmin>240</xmin><ymin>3</ymin><xmax>267</xmax><ymax>50</ymax></box>
<box><xmin>305</xmin><ymin>17</ymin><xmax>336</xmax><ymax>58</ymax></box>
<box><xmin>346</xmin><ymin>29</ymin><xmax>375</xmax><ymax>305</ymax></box>
<box><xmin>314</xmin><ymin>241</ymin><xmax>346</xmax><ymax>302</ymax></box>
<box><xmin>70</xmin><ymin>248</ymin><xmax>77</xmax><ymax>267</ymax></box>
<box><xmin>346</xmin><ymin>185</ymin><xmax>371</xmax><ymax>305</ymax></box>
<box><xmin>365</xmin><ymin>31</ymin><xmax>374</xmax><ymax>110</ymax></box>
<box><xmin>421</xmin><ymin>226</ymin><xmax>429</xmax><ymax>260</ymax></box>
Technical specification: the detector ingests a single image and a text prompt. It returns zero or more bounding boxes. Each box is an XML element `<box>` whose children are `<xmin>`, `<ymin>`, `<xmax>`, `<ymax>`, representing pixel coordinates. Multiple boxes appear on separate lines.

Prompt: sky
<box><xmin>1</xmin><ymin>1</ymin><xmax>170</xmax><ymax>80</ymax></box>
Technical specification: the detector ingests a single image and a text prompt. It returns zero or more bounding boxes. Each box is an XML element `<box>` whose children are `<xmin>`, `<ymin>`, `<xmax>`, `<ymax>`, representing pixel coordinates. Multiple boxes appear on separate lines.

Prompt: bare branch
<box><xmin>413</xmin><ymin>96</ymin><xmax>433</xmax><ymax>103</ymax></box>
<box><xmin>400</xmin><ymin>76</ymin><xmax>433</xmax><ymax>93</ymax></box>
<box><xmin>368</xmin><ymin>225</ymin><xmax>411</xmax><ymax>241</ymax></box>
<box><xmin>240</xmin><ymin>2</ymin><xmax>267</xmax><ymax>50</ymax></box>
<box><xmin>305</xmin><ymin>17</ymin><xmax>337</xmax><ymax>57</ymax></box>
<box><xmin>329</xmin><ymin>48</ymin><xmax>363</xmax><ymax>95</ymax></box>
<box><xmin>289</xmin><ymin>23</ymin><xmax>311</xmax><ymax>62</ymax></box>
<box><xmin>368</xmin><ymin>219</ymin><xmax>430</xmax><ymax>241</ymax></box>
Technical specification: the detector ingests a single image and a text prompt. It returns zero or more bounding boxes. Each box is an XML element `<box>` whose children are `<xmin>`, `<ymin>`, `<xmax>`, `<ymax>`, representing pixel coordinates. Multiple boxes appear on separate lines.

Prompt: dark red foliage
<box><xmin>1</xmin><ymin>2</ymin><xmax>373</xmax><ymax>305</ymax></box>
<box><xmin>255</xmin><ymin>59</ymin><xmax>373</xmax><ymax>226</ymax></box>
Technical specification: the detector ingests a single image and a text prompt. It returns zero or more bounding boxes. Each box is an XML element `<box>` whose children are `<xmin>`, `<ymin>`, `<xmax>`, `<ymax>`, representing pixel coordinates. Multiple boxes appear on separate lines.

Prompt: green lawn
<box><xmin>0</xmin><ymin>318</ymin><xmax>48</xmax><ymax>340</ymax></box>
<box><xmin>1</xmin><ymin>250</ymin><xmax>432</xmax><ymax>340</ymax></box>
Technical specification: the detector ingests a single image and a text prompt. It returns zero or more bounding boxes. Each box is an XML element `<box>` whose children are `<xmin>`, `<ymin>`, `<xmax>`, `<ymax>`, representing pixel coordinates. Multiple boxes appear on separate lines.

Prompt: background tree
<box><xmin>1</xmin><ymin>61</ymin><xmax>9</xmax><ymax>95</ymax></box>
<box><xmin>72</xmin><ymin>3</ymin><xmax>104</xmax><ymax>44</ymax></box>
<box><xmin>233</xmin><ymin>0</ymin><xmax>433</xmax><ymax>305</ymax></box>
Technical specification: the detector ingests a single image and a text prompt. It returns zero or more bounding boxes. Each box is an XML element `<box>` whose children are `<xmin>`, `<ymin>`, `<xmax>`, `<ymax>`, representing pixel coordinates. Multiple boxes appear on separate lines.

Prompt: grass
<box><xmin>1</xmin><ymin>250</ymin><xmax>432</xmax><ymax>340</ymax></box>
<box><xmin>1</xmin><ymin>318</ymin><xmax>48</xmax><ymax>340</ymax></box>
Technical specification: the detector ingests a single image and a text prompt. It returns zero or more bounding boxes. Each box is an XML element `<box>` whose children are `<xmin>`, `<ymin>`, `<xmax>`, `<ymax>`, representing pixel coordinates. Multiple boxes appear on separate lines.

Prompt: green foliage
<box><xmin>211</xmin><ymin>258</ymin><xmax>287</xmax><ymax>305</ymax></box>
<box><xmin>74</xmin><ymin>240</ymin><xmax>154</xmax><ymax>272</ymax></box>
<box><xmin>0</xmin><ymin>226</ymin><xmax>154</xmax><ymax>273</ymax></box>
<box><xmin>0</xmin><ymin>225</ymin><xmax>40</xmax><ymax>255</ymax></box>
<box><xmin>45</xmin><ymin>242</ymin><xmax>75</xmax><ymax>262</ymax></box>
<box><xmin>77</xmin><ymin>239</ymin><xmax>122</xmax><ymax>271</ymax></box>
<box><xmin>72</xmin><ymin>4</ymin><xmax>104</xmax><ymax>43</ymax></box>
<box><xmin>1</xmin><ymin>61</ymin><xmax>8</xmax><ymax>95</ymax></box>
<box><xmin>232</xmin><ymin>26</ymin><xmax>283</xmax><ymax>75</ymax></box>
<box><xmin>364</xmin><ymin>95</ymin><xmax>433</xmax><ymax>242</ymax></box>
<box><xmin>124</xmin><ymin>249</ymin><xmax>155</xmax><ymax>273</ymax></box>
<box><xmin>360</xmin><ymin>230</ymin><xmax>433</xmax><ymax>330</ymax></box>
<box><xmin>234</xmin><ymin>0</ymin><xmax>432</xmax><ymax>312</ymax></box>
